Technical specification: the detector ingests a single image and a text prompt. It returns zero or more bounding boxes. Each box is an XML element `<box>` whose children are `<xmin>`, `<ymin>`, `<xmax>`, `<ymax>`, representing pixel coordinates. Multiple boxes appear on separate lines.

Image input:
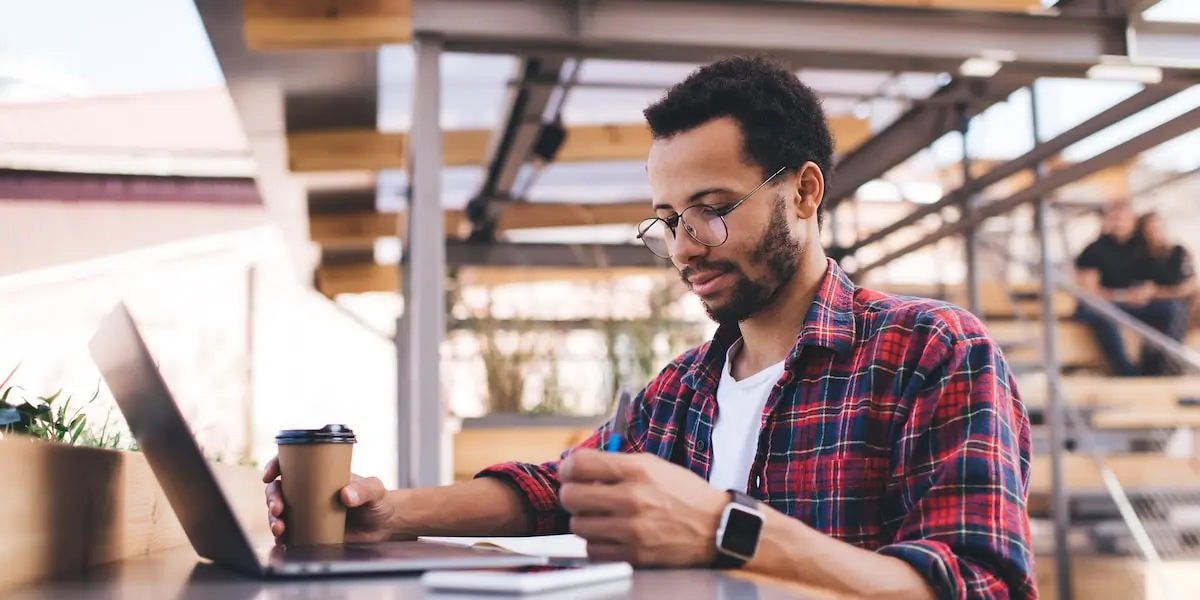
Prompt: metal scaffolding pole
<box><xmin>398</xmin><ymin>34</ymin><xmax>447</xmax><ymax>488</ymax></box>
<box><xmin>1029</xmin><ymin>81</ymin><xmax>1072</xmax><ymax>600</ymax></box>
<box><xmin>845</xmin><ymin>86</ymin><xmax>1180</xmax><ymax>256</ymax></box>
<box><xmin>959</xmin><ymin>103</ymin><xmax>982</xmax><ymax>317</ymax></box>
<box><xmin>851</xmin><ymin>105</ymin><xmax>1200</xmax><ymax>278</ymax></box>
<box><xmin>417</xmin><ymin>0</ymin><xmax>1125</xmax><ymax>69</ymax></box>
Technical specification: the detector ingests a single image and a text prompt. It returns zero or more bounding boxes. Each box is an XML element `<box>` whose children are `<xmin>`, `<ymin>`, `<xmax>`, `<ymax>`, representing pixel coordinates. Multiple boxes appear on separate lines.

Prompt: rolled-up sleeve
<box><xmin>475</xmin><ymin>458</ymin><xmax>577</xmax><ymax>535</ymax></box>
<box><xmin>878</xmin><ymin>326</ymin><xmax>1037</xmax><ymax>600</ymax></box>
<box><xmin>474</xmin><ymin>366</ymin><xmax>670</xmax><ymax>536</ymax></box>
<box><xmin>476</xmin><ymin>420</ymin><xmax>618</xmax><ymax>535</ymax></box>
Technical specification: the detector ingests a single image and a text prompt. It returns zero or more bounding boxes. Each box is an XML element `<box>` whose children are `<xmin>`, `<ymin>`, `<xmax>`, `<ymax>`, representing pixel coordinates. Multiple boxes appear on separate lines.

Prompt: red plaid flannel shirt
<box><xmin>479</xmin><ymin>258</ymin><xmax>1036</xmax><ymax>599</ymax></box>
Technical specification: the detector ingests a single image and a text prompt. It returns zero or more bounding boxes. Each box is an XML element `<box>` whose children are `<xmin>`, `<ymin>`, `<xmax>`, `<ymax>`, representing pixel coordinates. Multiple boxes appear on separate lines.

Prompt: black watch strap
<box><xmin>713</xmin><ymin>489</ymin><xmax>761</xmax><ymax>569</ymax></box>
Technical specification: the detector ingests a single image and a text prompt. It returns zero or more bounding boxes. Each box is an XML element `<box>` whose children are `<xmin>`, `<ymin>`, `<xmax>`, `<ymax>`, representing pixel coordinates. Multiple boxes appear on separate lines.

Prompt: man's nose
<box><xmin>670</xmin><ymin>225</ymin><xmax>706</xmax><ymax>267</ymax></box>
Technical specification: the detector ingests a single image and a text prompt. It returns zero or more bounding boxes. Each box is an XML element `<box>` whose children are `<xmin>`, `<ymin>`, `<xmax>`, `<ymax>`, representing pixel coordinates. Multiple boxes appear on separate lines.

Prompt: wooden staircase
<box><xmin>985</xmin><ymin>287</ymin><xmax>1200</xmax><ymax>598</ymax></box>
<box><xmin>883</xmin><ymin>281</ymin><xmax>1200</xmax><ymax>598</ymax></box>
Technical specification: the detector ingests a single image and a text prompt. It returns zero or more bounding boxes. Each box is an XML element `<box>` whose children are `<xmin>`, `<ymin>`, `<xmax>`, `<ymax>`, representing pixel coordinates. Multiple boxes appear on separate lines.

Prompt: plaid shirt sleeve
<box><xmin>472</xmin><ymin>451</ymin><xmax>577</xmax><ymax>535</ymax></box>
<box><xmin>473</xmin><ymin>381</ymin><xmax>658</xmax><ymax>535</ymax></box>
<box><xmin>875</xmin><ymin>319</ymin><xmax>1036</xmax><ymax>600</ymax></box>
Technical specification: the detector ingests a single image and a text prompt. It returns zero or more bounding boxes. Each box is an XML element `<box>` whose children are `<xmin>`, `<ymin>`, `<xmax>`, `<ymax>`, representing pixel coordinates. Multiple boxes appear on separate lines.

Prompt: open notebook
<box><xmin>417</xmin><ymin>534</ymin><xmax>588</xmax><ymax>559</ymax></box>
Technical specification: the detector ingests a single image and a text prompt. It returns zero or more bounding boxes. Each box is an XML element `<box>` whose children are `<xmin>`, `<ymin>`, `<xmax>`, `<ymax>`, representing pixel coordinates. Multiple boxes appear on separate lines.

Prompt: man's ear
<box><xmin>792</xmin><ymin>161</ymin><xmax>824</xmax><ymax>222</ymax></box>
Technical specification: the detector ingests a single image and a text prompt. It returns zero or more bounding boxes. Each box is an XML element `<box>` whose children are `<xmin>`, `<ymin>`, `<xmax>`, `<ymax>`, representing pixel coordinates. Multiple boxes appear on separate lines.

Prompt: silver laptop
<box><xmin>88</xmin><ymin>302</ymin><xmax>548</xmax><ymax>578</ymax></box>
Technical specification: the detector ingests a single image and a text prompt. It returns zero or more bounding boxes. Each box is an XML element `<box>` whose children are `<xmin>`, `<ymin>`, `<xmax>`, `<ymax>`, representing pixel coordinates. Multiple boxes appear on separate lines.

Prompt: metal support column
<box><xmin>1030</xmin><ymin>81</ymin><xmax>1072</xmax><ymax>600</ymax></box>
<box><xmin>243</xmin><ymin>262</ymin><xmax>256</xmax><ymax>463</ymax></box>
<box><xmin>958</xmin><ymin>103</ymin><xmax>982</xmax><ymax>316</ymax></box>
<box><xmin>399</xmin><ymin>34</ymin><xmax>447</xmax><ymax>488</ymax></box>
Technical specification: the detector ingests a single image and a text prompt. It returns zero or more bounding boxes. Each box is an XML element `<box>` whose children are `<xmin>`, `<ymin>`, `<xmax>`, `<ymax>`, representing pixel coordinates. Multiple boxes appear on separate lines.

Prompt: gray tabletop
<box><xmin>9</xmin><ymin>547</ymin><xmax>841</xmax><ymax>600</ymax></box>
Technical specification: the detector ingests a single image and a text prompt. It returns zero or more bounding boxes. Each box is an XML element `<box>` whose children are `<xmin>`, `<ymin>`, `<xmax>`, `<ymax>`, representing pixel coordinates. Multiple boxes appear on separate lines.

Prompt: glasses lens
<box><xmin>681</xmin><ymin>205</ymin><xmax>728</xmax><ymax>247</ymax></box>
<box><xmin>638</xmin><ymin>218</ymin><xmax>672</xmax><ymax>258</ymax></box>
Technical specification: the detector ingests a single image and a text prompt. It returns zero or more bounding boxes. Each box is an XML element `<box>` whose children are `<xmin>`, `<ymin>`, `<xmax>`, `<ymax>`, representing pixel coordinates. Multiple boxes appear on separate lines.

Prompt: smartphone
<box><xmin>419</xmin><ymin>560</ymin><xmax>633</xmax><ymax>595</ymax></box>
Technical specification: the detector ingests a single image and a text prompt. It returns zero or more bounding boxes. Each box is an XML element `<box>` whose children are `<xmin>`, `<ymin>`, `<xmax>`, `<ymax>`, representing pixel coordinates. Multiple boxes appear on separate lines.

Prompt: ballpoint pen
<box><xmin>605</xmin><ymin>387</ymin><xmax>634</xmax><ymax>452</ymax></box>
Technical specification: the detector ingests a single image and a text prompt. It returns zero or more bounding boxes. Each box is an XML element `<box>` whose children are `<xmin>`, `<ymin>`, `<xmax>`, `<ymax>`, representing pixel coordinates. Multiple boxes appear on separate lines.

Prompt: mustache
<box><xmin>680</xmin><ymin>261</ymin><xmax>739</xmax><ymax>282</ymax></box>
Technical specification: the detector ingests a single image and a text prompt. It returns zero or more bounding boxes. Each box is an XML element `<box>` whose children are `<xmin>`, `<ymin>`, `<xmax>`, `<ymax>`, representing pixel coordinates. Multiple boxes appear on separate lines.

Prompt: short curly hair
<box><xmin>643</xmin><ymin>55</ymin><xmax>833</xmax><ymax>228</ymax></box>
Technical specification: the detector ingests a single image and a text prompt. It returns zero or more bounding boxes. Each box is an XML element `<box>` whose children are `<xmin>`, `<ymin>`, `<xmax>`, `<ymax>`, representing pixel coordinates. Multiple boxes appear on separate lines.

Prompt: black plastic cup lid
<box><xmin>275</xmin><ymin>424</ymin><xmax>356</xmax><ymax>445</ymax></box>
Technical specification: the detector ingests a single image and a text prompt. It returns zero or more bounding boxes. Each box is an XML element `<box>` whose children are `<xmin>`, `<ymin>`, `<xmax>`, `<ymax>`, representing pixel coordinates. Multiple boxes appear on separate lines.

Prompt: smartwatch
<box><xmin>713</xmin><ymin>489</ymin><xmax>765</xmax><ymax>569</ymax></box>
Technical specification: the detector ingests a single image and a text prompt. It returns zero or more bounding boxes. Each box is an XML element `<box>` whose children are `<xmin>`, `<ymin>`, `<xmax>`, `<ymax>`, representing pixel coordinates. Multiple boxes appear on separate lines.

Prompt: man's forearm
<box><xmin>1155</xmin><ymin>283</ymin><xmax>1196</xmax><ymax>300</ymax></box>
<box><xmin>1153</xmin><ymin>286</ymin><xmax>1180</xmax><ymax>300</ymax></box>
<box><xmin>386</xmin><ymin>477</ymin><xmax>534</xmax><ymax>539</ymax></box>
<box><xmin>743</xmin><ymin>507</ymin><xmax>935</xmax><ymax>600</ymax></box>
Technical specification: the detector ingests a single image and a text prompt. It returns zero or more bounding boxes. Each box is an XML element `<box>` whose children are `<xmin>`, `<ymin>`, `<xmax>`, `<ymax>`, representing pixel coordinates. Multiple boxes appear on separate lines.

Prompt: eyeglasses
<box><xmin>637</xmin><ymin>165</ymin><xmax>788</xmax><ymax>259</ymax></box>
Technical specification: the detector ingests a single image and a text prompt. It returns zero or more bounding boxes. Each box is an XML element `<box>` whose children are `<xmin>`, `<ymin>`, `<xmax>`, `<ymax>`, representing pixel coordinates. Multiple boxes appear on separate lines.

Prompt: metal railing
<box><xmin>978</xmin><ymin>236</ymin><xmax>1197</xmax><ymax>599</ymax></box>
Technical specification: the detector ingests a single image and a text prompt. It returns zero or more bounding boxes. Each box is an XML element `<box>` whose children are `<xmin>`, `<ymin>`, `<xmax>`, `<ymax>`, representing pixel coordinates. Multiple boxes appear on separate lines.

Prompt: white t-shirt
<box><xmin>707</xmin><ymin>338</ymin><xmax>785</xmax><ymax>493</ymax></box>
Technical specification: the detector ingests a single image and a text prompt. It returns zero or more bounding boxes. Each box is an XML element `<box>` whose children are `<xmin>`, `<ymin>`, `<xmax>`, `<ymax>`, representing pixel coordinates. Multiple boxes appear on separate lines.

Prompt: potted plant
<box><xmin>457</xmin><ymin>291</ymin><xmax>608</xmax><ymax>429</ymax></box>
<box><xmin>600</xmin><ymin>274</ymin><xmax>706</xmax><ymax>399</ymax></box>
<box><xmin>0</xmin><ymin>362</ymin><xmax>134</xmax><ymax>451</ymax></box>
<box><xmin>449</xmin><ymin>288</ymin><xmax>608</xmax><ymax>481</ymax></box>
<box><xmin>0</xmin><ymin>361</ymin><xmax>268</xmax><ymax>594</ymax></box>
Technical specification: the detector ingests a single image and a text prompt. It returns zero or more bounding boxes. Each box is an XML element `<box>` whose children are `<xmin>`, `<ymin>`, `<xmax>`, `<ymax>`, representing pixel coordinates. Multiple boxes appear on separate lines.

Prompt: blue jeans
<box><xmin>1074</xmin><ymin>299</ymin><xmax>1190</xmax><ymax>376</ymax></box>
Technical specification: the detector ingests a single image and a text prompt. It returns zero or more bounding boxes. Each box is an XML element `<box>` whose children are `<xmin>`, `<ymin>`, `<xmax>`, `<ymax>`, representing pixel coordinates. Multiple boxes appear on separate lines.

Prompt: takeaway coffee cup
<box><xmin>275</xmin><ymin>424</ymin><xmax>357</xmax><ymax>546</ymax></box>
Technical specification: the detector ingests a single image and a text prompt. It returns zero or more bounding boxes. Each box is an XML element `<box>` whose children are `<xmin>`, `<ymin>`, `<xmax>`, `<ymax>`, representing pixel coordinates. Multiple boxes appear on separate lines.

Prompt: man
<box><xmin>1074</xmin><ymin>202</ymin><xmax>1173</xmax><ymax>376</ymax></box>
<box><xmin>264</xmin><ymin>56</ymin><xmax>1035</xmax><ymax>599</ymax></box>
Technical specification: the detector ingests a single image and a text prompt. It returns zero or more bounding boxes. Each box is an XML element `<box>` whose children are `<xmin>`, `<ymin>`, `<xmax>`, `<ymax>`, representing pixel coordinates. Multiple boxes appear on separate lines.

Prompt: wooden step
<box><xmin>986</xmin><ymin>320</ymin><xmax>1118</xmax><ymax>369</ymax></box>
<box><xmin>876</xmin><ymin>282</ymin><xmax>1078</xmax><ymax>320</ymax></box>
<box><xmin>988</xmin><ymin>321</ymin><xmax>1198</xmax><ymax>371</ymax></box>
<box><xmin>1019</xmin><ymin>375</ymin><xmax>1200</xmax><ymax>409</ymax></box>
<box><xmin>1034</xmin><ymin>556</ymin><xmax>1200</xmax><ymax>600</ymax></box>
<box><xmin>1090</xmin><ymin>408</ymin><xmax>1200</xmax><ymax>430</ymax></box>
<box><xmin>1030</xmin><ymin>453</ymin><xmax>1200</xmax><ymax>496</ymax></box>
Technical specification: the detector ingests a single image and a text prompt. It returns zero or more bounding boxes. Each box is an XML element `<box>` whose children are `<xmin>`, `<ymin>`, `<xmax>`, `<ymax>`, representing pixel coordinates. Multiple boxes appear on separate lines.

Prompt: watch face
<box><xmin>720</xmin><ymin>505</ymin><xmax>763</xmax><ymax>558</ymax></box>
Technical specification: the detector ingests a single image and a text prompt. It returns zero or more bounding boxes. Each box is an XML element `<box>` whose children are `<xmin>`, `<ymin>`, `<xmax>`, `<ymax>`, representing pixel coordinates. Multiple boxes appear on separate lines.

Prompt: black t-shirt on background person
<box><xmin>1141</xmin><ymin>245</ymin><xmax>1195</xmax><ymax>288</ymax></box>
<box><xmin>1075</xmin><ymin>235</ymin><xmax>1149</xmax><ymax>289</ymax></box>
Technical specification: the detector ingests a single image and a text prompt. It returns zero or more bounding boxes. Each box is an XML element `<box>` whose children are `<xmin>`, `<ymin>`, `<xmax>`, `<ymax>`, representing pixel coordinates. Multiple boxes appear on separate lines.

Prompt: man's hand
<box><xmin>558</xmin><ymin>448</ymin><xmax>728</xmax><ymax>567</ymax></box>
<box><xmin>1123</xmin><ymin>283</ymin><xmax>1156</xmax><ymax>307</ymax></box>
<box><xmin>262</xmin><ymin>456</ymin><xmax>396</xmax><ymax>545</ymax></box>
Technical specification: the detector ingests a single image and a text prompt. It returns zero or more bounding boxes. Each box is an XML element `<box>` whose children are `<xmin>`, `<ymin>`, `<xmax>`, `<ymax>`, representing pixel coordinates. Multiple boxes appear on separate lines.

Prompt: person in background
<box><xmin>1133</xmin><ymin>212</ymin><xmax>1196</xmax><ymax>375</ymax></box>
<box><xmin>1074</xmin><ymin>202</ymin><xmax>1158</xmax><ymax>376</ymax></box>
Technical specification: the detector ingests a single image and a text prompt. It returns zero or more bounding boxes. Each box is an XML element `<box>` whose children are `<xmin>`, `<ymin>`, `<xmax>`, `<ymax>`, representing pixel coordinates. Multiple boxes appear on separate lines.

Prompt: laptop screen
<box><xmin>89</xmin><ymin>303</ymin><xmax>263</xmax><ymax>576</ymax></box>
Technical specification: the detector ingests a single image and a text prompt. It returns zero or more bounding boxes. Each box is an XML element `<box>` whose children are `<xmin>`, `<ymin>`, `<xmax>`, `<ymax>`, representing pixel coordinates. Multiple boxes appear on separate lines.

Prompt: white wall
<box><xmin>0</xmin><ymin>199</ymin><xmax>269</xmax><ymax>276</ymax></box>
<box><xmin>0</xmin><ymin>226</ymin><xmax>402</xmax><ymax>488</ymax></box>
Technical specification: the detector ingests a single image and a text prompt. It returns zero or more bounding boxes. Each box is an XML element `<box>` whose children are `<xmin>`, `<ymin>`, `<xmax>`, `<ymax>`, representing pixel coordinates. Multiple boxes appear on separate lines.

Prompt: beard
<box><xmin>681</xmin><ymin>195</ymin><xmax>804</xmax><ymax>324</ymax></box>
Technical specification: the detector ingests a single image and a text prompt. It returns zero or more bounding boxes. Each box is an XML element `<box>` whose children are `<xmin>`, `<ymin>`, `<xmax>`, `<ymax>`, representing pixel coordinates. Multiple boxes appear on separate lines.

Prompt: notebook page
<box><xmin>417</xmin><ymin>533</ymin><xmax>588</xmax><ymax>558</ymax></box>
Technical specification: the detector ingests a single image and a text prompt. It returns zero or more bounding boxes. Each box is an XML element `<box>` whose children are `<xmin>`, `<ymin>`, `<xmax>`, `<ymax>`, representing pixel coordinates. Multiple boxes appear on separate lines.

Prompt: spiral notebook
<box><xmin>416</xmin><ymin>534</ymin><xmax>588</xmax><ymax>558</ymax></box>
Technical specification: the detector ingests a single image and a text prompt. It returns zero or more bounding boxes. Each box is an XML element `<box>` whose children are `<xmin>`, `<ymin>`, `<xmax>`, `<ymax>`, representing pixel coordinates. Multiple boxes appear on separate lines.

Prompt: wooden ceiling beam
<box><xmin>242</xmin><ymin>0</ymin><xmax>412</xmax><ymax>51</ymax></box>
<box><xmin>824</xmin><ymin>0</ymin><xmax>1042</xmax><ymax>9</ymax></box>
<box><xmin>309</xmin><ymin>201</ymin><xmax>651</xmax><ymax>247</ymax></box>
<box><xmin>315</xmin><ymin>263</ymin><xmax>672</xmax><ymax>297</ymax></box>
<box><xmin>287</xmin><ymin>117</ymin><xmax>872</xmax><ymax>173</ymax></box>
<box><xmin>937</xmin><ymin>157</ymin><xmax>1134</xmax><ymax>201</ymax></box>
<box><xmin>316</xmin><ymin>241</ymin><xmax>666</xmax><ymax>295</ymax></box>
<box><xmin>243</xmin><ymin>0</ymin><xmax>1037</xmax><ymax>52</ymax></box>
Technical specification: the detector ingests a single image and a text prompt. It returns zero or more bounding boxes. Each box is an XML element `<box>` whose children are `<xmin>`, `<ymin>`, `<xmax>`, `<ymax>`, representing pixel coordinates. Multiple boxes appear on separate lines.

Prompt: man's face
<box><xmin>1104</xmin><ymin>204</ymin><xmax>1136</xmax><ymax>241</ymax></box>
<box><xmin>645</xmin><ymin>117</ymin><xmax>818</xmax><ymax>324</ymax></box>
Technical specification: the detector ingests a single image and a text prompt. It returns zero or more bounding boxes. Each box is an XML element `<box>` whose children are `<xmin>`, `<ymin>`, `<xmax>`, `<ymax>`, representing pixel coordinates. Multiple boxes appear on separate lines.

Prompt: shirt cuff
<box><xmin>475</xmin><ymin>461</ymin><xmax>569</xmax><ymax>535</ymax></box>
<box><xmin>876</xmin><ymin>540</ymin><xmax>962</xmax><ymax>600</ymax></box>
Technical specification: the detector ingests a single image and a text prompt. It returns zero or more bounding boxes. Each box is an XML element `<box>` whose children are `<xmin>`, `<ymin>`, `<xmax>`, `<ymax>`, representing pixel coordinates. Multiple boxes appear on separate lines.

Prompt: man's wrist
<box><xmin>384</xmin><ymin>489</ymin><xmax>416</xmax><ymax>540</ymax></box>
<box><xmin>712</xmin><ymin>489</ymin><xmax>765</xmax><ymax>569</ymax></box>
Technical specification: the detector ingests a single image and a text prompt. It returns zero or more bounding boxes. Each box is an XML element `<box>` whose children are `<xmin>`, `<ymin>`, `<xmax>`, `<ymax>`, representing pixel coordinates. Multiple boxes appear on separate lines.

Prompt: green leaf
<box><xmin>69</xmin><ymin>416</ymin><xmax>87</xmax><ymax>445</ymax></box>
<box><xmin>27</xmin><ymin>423</ymin><xmax>48</xmax><ymax>439</ymax></box>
